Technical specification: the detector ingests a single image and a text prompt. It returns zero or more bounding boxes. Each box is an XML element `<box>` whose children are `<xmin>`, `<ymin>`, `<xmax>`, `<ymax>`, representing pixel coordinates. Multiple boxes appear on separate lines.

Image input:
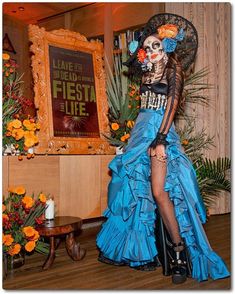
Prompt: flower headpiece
<box><xmin>157</xmin><ymin>24</ymin><xmax>185</xmax><ymax>53</ymax></box>
<box><xmin>124</xmin><ymin>13</ymin><xmax>198</xmax><ymax>72</ymax></box>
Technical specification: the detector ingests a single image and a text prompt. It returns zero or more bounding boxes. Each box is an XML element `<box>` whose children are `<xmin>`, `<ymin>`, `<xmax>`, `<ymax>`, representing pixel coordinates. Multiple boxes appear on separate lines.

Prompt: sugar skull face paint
<box><xmin>143</xmin><ymin>35</ymin><xmax>166</xmax><ymax>63</ymax></box>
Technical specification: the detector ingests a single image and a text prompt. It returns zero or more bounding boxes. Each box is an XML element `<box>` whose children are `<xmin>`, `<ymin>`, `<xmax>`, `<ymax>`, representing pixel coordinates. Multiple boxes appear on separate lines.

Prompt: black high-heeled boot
<box><xmin>155</xmin><ymin>213</ymin><xmax>192</xmax><ymax>282</ymax></box>
<box><xmin>155</xmin><ymin>212</ymin><xmax>172</xmax><ymax>276</ymax></box>
<box><xmin>169</xmin><ymin>241</ymin><xmax>187</xmax><ymax>284</ymax></box>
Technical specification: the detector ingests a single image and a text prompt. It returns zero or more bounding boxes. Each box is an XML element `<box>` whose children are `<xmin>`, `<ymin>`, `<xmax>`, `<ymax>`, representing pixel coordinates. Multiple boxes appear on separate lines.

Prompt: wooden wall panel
<box><xmin>59</xmin><ymin>156</ymin><xmax>102</xmax><ymax>219</ymax></box>
<box><xmin>3</xmin><ymin>15</ymin><xmax>34</xmax><ymax>116</ymax></box>
<box><xmin>7</xmin><ymin>156</ymin><xmax>60</xmax><ymax>215</ymax></box>
<box><xmin>2</xmin><ymin>157</ymin><xmax>9</xmax><ymax>197</ymax></box>
<box><xmin>165</xmin><ymin>3</ymin><xmax>231</xmax><ymax>214</ymax></box>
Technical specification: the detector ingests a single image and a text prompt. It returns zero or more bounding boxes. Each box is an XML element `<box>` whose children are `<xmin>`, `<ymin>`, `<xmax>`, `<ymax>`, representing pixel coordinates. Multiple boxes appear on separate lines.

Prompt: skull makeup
<box><xmin>143</xmin><ymin>35</ymin><xmax>166</xmax><ymax>64</ymax></box>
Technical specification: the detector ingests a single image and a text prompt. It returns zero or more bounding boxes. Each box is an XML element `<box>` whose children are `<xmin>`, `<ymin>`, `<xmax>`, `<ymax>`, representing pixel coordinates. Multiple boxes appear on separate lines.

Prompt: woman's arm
<box><xmin>149</xmin><ymin>63</ymin><xmax>184</xmax><ymax>148</ymax></box>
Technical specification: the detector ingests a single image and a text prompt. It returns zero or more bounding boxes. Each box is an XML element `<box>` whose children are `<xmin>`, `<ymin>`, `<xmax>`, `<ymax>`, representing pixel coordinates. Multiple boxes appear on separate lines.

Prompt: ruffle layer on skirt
<box><xmin>96</xmin><ymin>108</ymin><xmax>230</xmax><ymax>281</ymax></box>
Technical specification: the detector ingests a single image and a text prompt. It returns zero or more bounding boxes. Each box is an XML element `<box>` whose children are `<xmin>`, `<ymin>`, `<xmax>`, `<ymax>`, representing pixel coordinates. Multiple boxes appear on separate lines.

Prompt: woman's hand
<box><xmin>148</xmin><ymin>144</ymin><xmax>167</xmax><ymax>163</ymax></box>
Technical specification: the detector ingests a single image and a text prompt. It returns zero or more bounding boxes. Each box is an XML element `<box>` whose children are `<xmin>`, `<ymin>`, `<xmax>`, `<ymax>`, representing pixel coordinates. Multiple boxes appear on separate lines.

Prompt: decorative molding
<box><xmin>28</xmin><ymin>24</ymin><xmax>115</xmax><ymax>155</ymax></box>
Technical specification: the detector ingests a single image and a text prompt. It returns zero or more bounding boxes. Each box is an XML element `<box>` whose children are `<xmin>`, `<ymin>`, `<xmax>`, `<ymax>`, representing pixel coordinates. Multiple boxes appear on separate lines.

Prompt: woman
<box><xmin>96</xmin><ymin>13</ymin><xmax>230</xmax><ymax>284</ymax></box>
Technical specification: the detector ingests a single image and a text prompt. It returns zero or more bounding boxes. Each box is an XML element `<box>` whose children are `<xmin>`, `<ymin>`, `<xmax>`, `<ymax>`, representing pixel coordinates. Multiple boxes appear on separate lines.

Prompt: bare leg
<box><xmin>150</xmin><ymin>156</ymin><xmax>182</xmax><ymax>245</ymax></box>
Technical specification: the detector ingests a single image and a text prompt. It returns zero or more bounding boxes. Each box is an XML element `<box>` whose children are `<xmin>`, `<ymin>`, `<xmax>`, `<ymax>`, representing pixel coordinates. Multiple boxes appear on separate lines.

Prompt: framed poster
<box><xmin>28</xmin><ymin>25</ymin><xmax>114</xmax><ymax>154</ymax></box>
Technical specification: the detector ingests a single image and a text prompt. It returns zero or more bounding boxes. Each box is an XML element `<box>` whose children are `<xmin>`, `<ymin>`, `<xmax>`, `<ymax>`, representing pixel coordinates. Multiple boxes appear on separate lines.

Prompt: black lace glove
<box><xmin>149</xmin><ymin>132</ymin><xmax>169</xmax><ymax>149</ymax></box>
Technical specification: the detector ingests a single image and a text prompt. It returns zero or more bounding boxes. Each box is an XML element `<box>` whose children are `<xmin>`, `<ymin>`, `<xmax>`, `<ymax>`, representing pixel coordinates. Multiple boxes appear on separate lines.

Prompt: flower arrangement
<box><xmin>3</xmin><ymin>115</ymin><xmax>40</xmax><ymax>160</ymax></box>
<box><xmin>2</xmin><ymin>53</ymin><xmax>37</xmax><ymax>159</ymax></box>
<box><xmin>2</xmin><ymin>186</ymin><xmax>49</xmax><ymax>258</ymax></box>
<box><xmin>106</xmin><ymin>83</ymin><xmax>140</xmax><ymax>148</ymax></box>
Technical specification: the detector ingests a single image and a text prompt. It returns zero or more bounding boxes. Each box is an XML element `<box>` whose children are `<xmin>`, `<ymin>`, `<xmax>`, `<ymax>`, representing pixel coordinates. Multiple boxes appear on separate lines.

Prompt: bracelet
<box><xmin>149</xmin><ymin>132</ymin><xmax>169</xmax><ymax>148</ymax></box>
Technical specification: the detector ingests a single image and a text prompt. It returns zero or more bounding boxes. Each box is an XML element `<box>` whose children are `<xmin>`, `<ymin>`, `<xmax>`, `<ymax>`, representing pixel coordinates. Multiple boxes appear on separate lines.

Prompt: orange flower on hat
<box><xmin>137</xmin><ymin>49</ymin><xmax>147</xmax><ymax>63</ymax></box>
<box><xmin>158</xmin><ymin>24</ymin><xmax>178</xmax><ymax>39</ymax></box>
<box><xmin>111</xmin><ymin>123</ymin><xmax>120</xmax><ymax>131</ymax></box>
<box><xmin>8</xmin><ymin>244</ymin><xmax>21</xmax><ymax>256</ymax></box>
<box><xmin>14</xmin><ymin>186</ymin><xmax>26</xmax><ymax>195</ymax></box>
<box><xmin>39</xmin><ymin>193</ymin><xmax>47</xmax><ymax>203</ymax></box>
<box><xmin>22</xmin><ymin>196</ymin><xmax>34</xmax><ymax>209</ymax></box>
<box><xmin>25</xmin><ymin>241</ymin><xmax>36</xmax><ymax>252</ymax></box>
<box><xmin>3</xmin><ymin>234</ymin><xmax>14</xmax><ymax>246</ymax></box>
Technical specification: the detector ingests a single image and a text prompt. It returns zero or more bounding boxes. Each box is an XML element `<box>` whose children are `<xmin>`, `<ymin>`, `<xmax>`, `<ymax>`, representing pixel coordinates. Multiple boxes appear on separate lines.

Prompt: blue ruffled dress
<box><xmin>96</xmin><ymin>105</ymin><xmax>230</xmax><ymax>282</ymax></box>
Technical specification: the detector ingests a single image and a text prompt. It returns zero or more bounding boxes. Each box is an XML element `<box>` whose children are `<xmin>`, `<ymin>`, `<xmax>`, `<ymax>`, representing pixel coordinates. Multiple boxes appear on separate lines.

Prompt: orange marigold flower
<box><xmin>137</xmin><ymin>49</ymin><xmax>147</xmax><ymax>63</ymax></box>
<box><xmin>3</xmin><ymin>234</ymin><xmax>14</xmax><ymax>246</ymax></box>
<box><xmin>35</xmin><ymin>123</ymin><xmax>41</xmax><ymax>130</ymax></box>
<box><xmin>23</xmin><ymin>119</ymin><xmax>36</xmax><ymax>131</ymax></box>
<box><xmin>12</xmin><ymin>128</ymin><xmax>24</xmax><ymax>140</ymax></box>
<box><xmin>24</xmin><ymin>138</ymin><xmax>35</xmax><ymax>148</ymax></box>
<box><xmin>5</xmin><ymin>131</ymin><xmax>12</xmax><ymax>137</ymax></box>
<box><xmin>2</xmin><ymin>204</ymin><xmax>6</xmax><ymax>212</ymax></box>
<box><xmin>22</xmin><ymin>196</ymin><xmax>34</xmax><ymax>209</ymax></box>
<box><xmin>23</xmin><ymin>226</ymin><xmax>35</xmax><ymax>238</ymax></box>
<box><xmin>120</xmin><ymin>134</ymin><xmax>130</xmax><ymax>142</ymax></box>
<box><xmin>5</xmin><ymin>71</ymin><xmax>9</xmax><ymax>77</ymax></box>
<box><xmin>3</xmin><ymin>53</ymin><xmax>10</xmax><ymax>60</ymax></box>
<box><xmin>111</xmin><ymin>123</ymin><xmax>119</xmax><ymax>131</ymax></box>
<box><xmin>128</xmin><ymin>105</ymin><xmax>132</xmax><ymax>108</ymax></box>
<box><xmin>127</xmin><ymin>120</ymin><xmax>135</xmax><ymax>128</ymax></box>
<box><xmin>157</xmin><ymin>24</ymin><xmax>178</xmax><ymax>39</ymax></box>
<box><xmin>7</xmin><ymin>121</ymin><xmax>14</xmax><ymax>132</ymax></box>
<box><xmin>30</xmin><ymin>230</ymin><xmax>40</xmax><ymax>242</ymax></box>
<box><xmin>8</xmin><ymin>244</ymin><xmax>21</xmax><ymax>256</ymax></box>
<box><xmin>182</xmin><ymin>139</ymin><xmax>189</xmax><ymax>146</ymax></box>
<box><xmin>27</xmin><ymin>153</ymin><xmax>32</xmax><ymax>159</ymax></box>
<box><xmin>14</xmin><ymin>186</ymin><xmax>26</xmax><ymax>195</ymax></box>
<box><xmin>11</xmin><ymin>119</ymin><xmax>22</xmax><ymax>129</ymax></box>
<box><xmin>25</xmin><ymin>241</ymin><xmax>36</xmax><ymax>252</ymax></box>
<box><xmin>3</xmin><ymin>214</ymin><xmax>9</xmax><ymax>222</ymax></box>
<box><xmin>39</xmin><ymin>193</ymin><xmax>47</xmax><ymax>203</ymax></box>
<box><xmin>18</xmin><ymin>155</ymin><xmax>23</xmax><ymax>161</ymax></box>
<box><xmin>129</xmin><ymin>89</ymin><xmax>136</xmax><ymax>97</ymax></box>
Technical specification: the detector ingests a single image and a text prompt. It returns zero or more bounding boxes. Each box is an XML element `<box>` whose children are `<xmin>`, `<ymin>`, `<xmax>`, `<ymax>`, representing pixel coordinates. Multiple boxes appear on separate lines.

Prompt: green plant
<box><xmin>103</xmin><ymin>52</ymin><xmax>140</xmax><ymax>147</ymax></box>
<box><xmin>193</xmin><ymin>158</ymin><xmax>231</xmax><ymax>208</ymax></box>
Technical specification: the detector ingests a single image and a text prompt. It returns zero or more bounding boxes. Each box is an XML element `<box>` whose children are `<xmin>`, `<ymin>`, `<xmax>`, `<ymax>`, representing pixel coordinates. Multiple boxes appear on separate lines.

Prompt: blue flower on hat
<box><xmin>129</xmin><ymin>40</ymin><xmax>139</xmax><ymax>54</ymax></box>
<box><xmin>175</xmin><ymin>28</ymin><xmax>185</xmax><ymax>41</ymax></box>
<box><xmin>162</xmin><ymin>38</ymin><xmax>177</xmax><ymax>53</ymax></box>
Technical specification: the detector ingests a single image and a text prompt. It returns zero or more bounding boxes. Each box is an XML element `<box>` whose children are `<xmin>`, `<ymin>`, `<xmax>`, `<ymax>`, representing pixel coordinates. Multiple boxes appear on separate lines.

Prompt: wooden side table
<box><xmin>36</xmin><ymin>216</ymin><xmax>86</xmax><ymax>270</ymax></box>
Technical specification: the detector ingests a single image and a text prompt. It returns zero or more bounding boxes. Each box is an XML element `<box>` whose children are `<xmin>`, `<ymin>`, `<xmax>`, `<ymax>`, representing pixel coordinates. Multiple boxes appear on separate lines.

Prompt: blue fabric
<box><xmin>96</xmin><ymin>107</ymin><xmax>230</xmax><ymax>281</ymax></box>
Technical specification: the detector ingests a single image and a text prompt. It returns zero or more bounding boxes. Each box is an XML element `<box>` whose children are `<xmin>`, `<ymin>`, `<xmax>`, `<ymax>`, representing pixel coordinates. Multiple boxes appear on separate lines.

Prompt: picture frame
<box><xmin>28</xmin><ymin>25</ymin><xmax>114</xmax><ymax>155</ymax></box>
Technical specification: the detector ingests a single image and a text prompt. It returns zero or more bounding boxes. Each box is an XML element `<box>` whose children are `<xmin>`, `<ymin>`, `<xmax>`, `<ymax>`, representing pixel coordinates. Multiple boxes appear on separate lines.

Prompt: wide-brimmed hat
<box><xmin>124</xmin><ymin>13</ymin><xmax>198</xmax><ymax>72</ymax></box>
